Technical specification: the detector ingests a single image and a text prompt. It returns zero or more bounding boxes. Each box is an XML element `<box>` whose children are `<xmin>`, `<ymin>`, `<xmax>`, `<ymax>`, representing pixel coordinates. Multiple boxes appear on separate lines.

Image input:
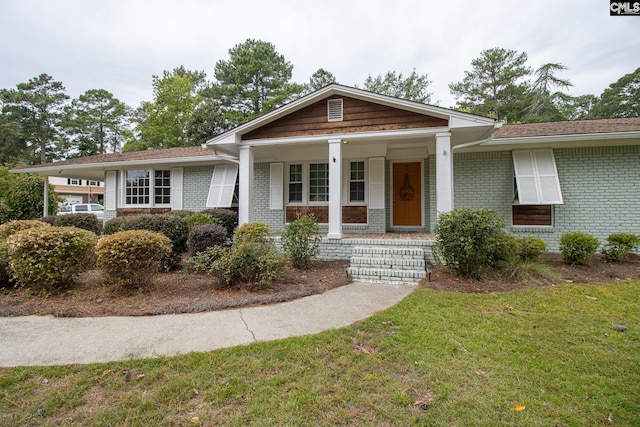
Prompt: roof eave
<box><xmin>487</xmin><ymin>130</ymin><xmax>640</xmax><ymax>146</ymax></box>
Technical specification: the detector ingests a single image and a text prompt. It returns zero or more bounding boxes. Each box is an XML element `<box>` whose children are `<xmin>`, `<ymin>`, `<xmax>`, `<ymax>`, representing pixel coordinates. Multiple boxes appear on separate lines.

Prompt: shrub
<box><xmin>559</xmin><ymin>232</ymin><xmax>600</xmax><ymax>266</ymax></box>
<box><xmin>187</xmin><ymin>224</ymin><xmax>228</xmax><ymax>256</ymax></box>
<box><xmin>0</xmin><ymin>219</ymin><xmax>51</xmax><ymax>240</ymax></box>
<box><xmin>433</xmin><ymin>209</ymin><xmax>506</xmax><ymax>279</ymax></box>
<box><xmin>202</xmin><ymin>208</ymin><xmax>238</xmax><ymax>237</ymax></box>
<box><xmin>7</xmin><ymin>227</ymin><xmax>97</xmax><ymax>289</ymax></box>
<box><xmin>234</xmin><ymin>221</ymin><xmax>271</xmax><ymax>245</ymax></box>
<box><xmin>0</xmin><ymin>241</ymin><xmax>11</xmax><ymax>286</ymax></box>
<box><xmin>516</xmin><ymin>237</ymin><xmax>548</xmax><ymax>262</ymax></box>
<box><xmin>40</xmin><ymin>215</ymin><xmax>57</xmax><ymax>225</ymax></box>
<box><xmin>601</xmin><ymin>232</ymin><xmax>640</xmax><ymax>262</ymax></box>
<box><xmin>183</xmin><ymin>246</ymin><xmax>226</xmax><ymax>273</ymax></box>
<box><xmin>96</xmin><ymin>230</ymin><xmax>172</xmax><ymax>288</ymax></box>
<box><xmin>492</xmin><ymin>233</ymin><xmax>518</xmax><ymax>267</ymax></box>
<box><xmin>53</xmin><ymin>213</ymin><xmax>102</xmax><ymax>234</ymax></box>
<box><xmin>104</xmin><ymin>214</ymin><xmax>188</xmax><ymax>268</ymax></box>
<box><xmin>185</xmin><ymin>213</ymin><xmax>221</xmax><ymax>232</ymax></box>
<box><xmin>166</xmin><ymin>210</ymin><xmax>194</xmax><ymax>218</ymax></box>
<box><xmin>3</xmin><ymin>174</ymin><xmax>57</xmax><ymax>220</ymax></box>
<box><xmin>103</xmin><ymin>216</ymin><xmax>131</xmax><ymax>235</ymax></box>
<box><xmin>212</xmin><ymin>241</ymin><xmax>286</xmax><ymax>288</ymax></box>
<box><xmin>281</xmin><ymin>214</ymin><xmax>320</xmax><ymax>269</ymax></box>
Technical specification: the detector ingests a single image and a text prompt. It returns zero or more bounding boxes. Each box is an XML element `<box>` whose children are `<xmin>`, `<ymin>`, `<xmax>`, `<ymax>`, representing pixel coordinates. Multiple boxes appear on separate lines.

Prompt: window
<box><xmin>349</xmin><ymin>161</ymin><xmax>365</xmax><ymax>203</ymax></box>
<box><xmin>75</xmin><ymin>204</ymin><xmax>88</xmax><ymax>212</ymax></box>
<box><xmin>288</xmin><ymin>164</ymin><xmax>303</xmax><ymax>203</ymax></box>
<box><xmin>512</xmin><ymin>205</ymin><xmax>553</xmax><ymax>226</ymax></box>
<box><xmin>154</xmin><ymin>170</ymin><xmax>171</xmax><ymax>205</ymax></box>
<box><xmin>309</xmin><ymin>163</ymin><xmax>329</xmax><ymax>202</ymax></box>
<box><xmin>67</xmin><ymin>178</ymin><xmax>81</xmax><ymax>185</ymax></box>
<box><xmin>88</xmin><ymin>180</ymin><xmax>100</xmax><ymax>186</ymax></box>
<box><xmin>124</xmin><ymin>169</ymin><xmax>171</xmax><ymax>206</ymax></box>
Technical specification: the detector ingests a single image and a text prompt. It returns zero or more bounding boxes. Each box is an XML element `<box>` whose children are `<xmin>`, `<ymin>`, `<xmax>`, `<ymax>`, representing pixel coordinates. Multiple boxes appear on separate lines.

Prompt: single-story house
<box><xmin>13</xmin><ymin>84</ymin><xmax>640</xmax><ymax>283</ymax></box>
<box><xmin>48</xmin><ymin>176</ymin><xmax>104</xmax><ymax>205</ymax></box>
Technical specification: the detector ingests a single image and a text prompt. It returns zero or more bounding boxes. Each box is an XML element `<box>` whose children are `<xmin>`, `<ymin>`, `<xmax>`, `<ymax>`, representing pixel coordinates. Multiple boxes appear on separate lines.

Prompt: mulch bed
<box><xmin>1</xmin><ymin>255</ymin><xmax>639</xmax><ymax>317</ymax></box>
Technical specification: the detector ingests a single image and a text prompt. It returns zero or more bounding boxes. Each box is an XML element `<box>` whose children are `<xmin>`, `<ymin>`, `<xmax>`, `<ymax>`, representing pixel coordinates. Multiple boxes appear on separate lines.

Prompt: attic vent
<box><xmin>328</xmin><ymin>98</ymin><xmax>343</xmax><ymax>122</ymax></box>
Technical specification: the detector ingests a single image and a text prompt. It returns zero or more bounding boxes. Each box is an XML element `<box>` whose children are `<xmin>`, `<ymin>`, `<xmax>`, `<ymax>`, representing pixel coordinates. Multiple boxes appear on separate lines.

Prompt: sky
<box><xmin>0</xmin><ymin>0</ymin><xmax>638</xmax><ymax>110</ymax></box>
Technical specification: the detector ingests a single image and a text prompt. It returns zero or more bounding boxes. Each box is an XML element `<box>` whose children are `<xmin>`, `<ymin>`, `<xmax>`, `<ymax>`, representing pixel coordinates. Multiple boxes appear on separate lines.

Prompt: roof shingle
<box><xmin>494</xmin><ymin>117</ymin><xmax>640</xmax><ymax>139</ymax></box>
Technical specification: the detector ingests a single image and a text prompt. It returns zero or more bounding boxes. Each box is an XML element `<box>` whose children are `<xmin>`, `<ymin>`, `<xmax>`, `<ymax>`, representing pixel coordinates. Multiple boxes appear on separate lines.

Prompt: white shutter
<box><xmin>206</xmin><ymin>165</ymin><xmax>238</xmax><ymax>208</ymax></box>
<box><xmin>513</xmin><ymin>149</ymin><xmax>563</xmax><ymax>205</ymax></box>
<box><xmin>171</xmin><ymin>168</ymin><xmax>183</xmax><ymax>210</ymax></box>
<box><xmin>270</xmin><ymin>163</ymin><xmax>283</xmax><ymax>210</ymax></box>
<box><xmin>368</xmin><ymin>157</ymin><xmax>385</xmax><ymax>209</ymax></box>
<box><xmin>105</xmin><ymin>171</ymin><xmax>116</xmax><ymax>211</ymax></box>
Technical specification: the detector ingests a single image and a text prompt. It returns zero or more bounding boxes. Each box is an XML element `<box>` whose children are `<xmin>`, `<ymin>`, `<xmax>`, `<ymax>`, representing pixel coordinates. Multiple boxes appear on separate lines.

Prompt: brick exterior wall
<box><xmin>183</xmin><ymin>165</ymin><xmax>215</xmax><ymax>212</ymax></box>
<box><xmin>452</xmin><ymin>146</ymin><xmax>640</xmax><ymax>252</ymax></box>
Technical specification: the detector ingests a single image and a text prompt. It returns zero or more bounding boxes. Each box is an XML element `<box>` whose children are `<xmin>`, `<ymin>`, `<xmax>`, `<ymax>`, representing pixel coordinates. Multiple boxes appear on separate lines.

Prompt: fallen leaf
<box><xmin>513</xmin><ymin>403</ymin><xmax>526</xmax><ymax>411</ymax></box>
<box><xmin>192</xmin><ymin>388</ymin><xmax>200</xmax><ymax>395</ymax></box>
<box><xmin>190</xmin><ymin>416</ymin><xmax>200</xmax><ymax>424</ymax></box>
<box><xmin>135</xmin><ymin>374</ymin><xmax>145</xmax><ymax>381</ymax></box>
<box><xmin>586</xmin><ymin>296</ymin><xmax>597</xmax><ymax>300</ymax></box>
<box><xmin>506</xmin><ymin>306</ymin><xmax>514</xmax><ymax>311</ymax></box>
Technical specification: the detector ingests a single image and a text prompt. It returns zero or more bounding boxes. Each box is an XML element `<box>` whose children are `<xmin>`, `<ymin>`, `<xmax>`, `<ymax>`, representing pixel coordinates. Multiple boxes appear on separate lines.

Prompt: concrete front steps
<box><xmin>348</xmin><ymin>246</ymin><xmax>427</xmax><ymax>284</ymax></box>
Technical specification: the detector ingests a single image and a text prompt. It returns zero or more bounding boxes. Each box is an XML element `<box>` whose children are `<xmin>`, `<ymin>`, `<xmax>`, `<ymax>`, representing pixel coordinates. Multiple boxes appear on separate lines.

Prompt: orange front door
<box><xmin>392</xmin><ymin>162</ymin><xmax>422</xmax><ymax>226</ymax></box>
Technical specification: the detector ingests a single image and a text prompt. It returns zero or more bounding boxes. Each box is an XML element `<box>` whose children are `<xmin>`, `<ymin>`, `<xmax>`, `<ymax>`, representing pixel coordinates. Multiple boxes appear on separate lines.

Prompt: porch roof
<box><xmin>10</xmin><ymin>146</ymin><xmax>235</xmax><ymax>181</ymax></box>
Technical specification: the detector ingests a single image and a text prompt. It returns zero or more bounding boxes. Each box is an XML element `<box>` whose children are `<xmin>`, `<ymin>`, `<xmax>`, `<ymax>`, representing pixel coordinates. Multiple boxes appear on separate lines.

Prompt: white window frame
<box><xmin>285</xmin><ymin>161</ymin><xmax>331</xmax><ymax>206</ymax></box>
<box><xmin>121</xmin><ymin>169</ymin><xmax>172</xmax><ymax>208</ymax></box>
<box><xmin>512</xmin><ymin>149</ymin><xmax>563</xmax><ymax>205</ymax></box>
<box><xmin>68</xmin><ymin>178</ymin><xmax>81</xmax><ymax>185</ymax></box>
<box><xmin>342</xmin><ymin>159</ymin><xmax>367</xmax><ymax>205</ymax></box>
<box><xmin>287</xmin><ymin>163</ymin><xmax>304</xmax><ymax>205</ymax></box>
<box><xmin>308</xmin><ymin>162</ymin><xmax>329</xmax><ymax>204</ymax></box>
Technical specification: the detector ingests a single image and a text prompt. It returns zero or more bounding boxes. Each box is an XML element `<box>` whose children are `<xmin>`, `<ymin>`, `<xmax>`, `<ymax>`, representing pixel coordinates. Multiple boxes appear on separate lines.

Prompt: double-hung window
<box><xmin>349</xmin><ymin>161</ymin><xmax>365</xmax><ymax>203</ymax></box>
<box><xmin>288</xmin><ymin>164</ymin><xmax>303</xmax><ymax>203</ymax></box>
<box><xmin>309</xmin><ymin>163</ymin><xmax>329</xmax><ymax>202</ymax></box>
<box><xmin>124</xmin><ymin>169</ymin><xmax>171</xmax><ymax>206</ymax></box>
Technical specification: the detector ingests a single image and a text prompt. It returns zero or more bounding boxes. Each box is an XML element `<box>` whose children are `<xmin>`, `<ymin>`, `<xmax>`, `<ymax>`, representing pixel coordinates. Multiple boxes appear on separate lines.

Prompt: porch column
<box><xmin>43</xmin><ymin>175</ymin><xmax>50</xmax><ymax>217</ymax></box>
<box><xmin>238</xmin><ymin>145</ymin><xmax>254</xmax><ymax>226</ymax></box>
<box><xmin>327</xmin><ymin>138</ymin><xmax>343</xmax><ymax>239</ymax></box>
<box><xmin>435</xmin><ymin>132</ymin><xmax>453</xmax><ymax>214</ymax></box>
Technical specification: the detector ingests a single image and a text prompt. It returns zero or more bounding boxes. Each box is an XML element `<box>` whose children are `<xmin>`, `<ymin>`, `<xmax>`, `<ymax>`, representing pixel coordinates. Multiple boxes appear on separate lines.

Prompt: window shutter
<box><xmin>206</xmin><ymin>165</ymin><xmax>239</xmax><ymax>208</ymax></box>
<box><xmin>105</xmin><ymin>171</ymin><xmax>116</xmax><ymax>211</ymax></box>
<box><xmin>368</xmin><ymin>157</ymin><xmax>385</xmax><ymax>209</ymax></box>
<box><xmin>327</xmin><ymin>99</ymin><xmax>343</xmax><ymax>122</ymax></box>
<box><xmin>270</xmin><ymin>163</ymin><xmax>283</xmax><ymax>210</ymax></box>
<box><xmin>171</xmin><ymin>168</ymin><xmax>183</xmax><ymax>210</ymax></box>
<box><xmin>513</xmin><ymin>149</ymin><xmax>563</xmax><ymax>205</ymax></box>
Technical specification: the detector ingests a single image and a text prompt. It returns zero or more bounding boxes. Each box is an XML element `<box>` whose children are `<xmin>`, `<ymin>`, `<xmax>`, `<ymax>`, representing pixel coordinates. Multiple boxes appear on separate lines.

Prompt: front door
<box><xmin>392</xmin><ymin>162</ymin><xmax>422</xmax><ymax>226</ymax></box>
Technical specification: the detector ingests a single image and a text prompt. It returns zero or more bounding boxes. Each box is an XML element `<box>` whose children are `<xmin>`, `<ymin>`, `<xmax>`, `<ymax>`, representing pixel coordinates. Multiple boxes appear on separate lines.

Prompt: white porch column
<box><xmin>327</xmin><ymin>138</ymin><xmax>343</xmax><ymax>239</ymax></box>
<box><xmin>435</xmin><ymin>132</ymin><xmax>453</xmax><ymax>214</ymax></box>
<box><xmin>43</xmin><ymin>176</ymin><xmax>50</xmax><ymax>216</ymax></box>
<box><xmin>238</xmin><ymin>145</ymin><xmax>254</xmax><ymax>226</ymax></box>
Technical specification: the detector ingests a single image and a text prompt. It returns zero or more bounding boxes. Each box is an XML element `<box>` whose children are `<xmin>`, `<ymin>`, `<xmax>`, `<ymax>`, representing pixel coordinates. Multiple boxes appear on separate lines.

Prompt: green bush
<box><xmin>202</xmin><ymin>208</ymin><xmax>238</xmax><ymax>237</ymax></box>
<box><xmin>53</xmin><ymin>213</ymin><xmax>102</xmax><ymax>234</ymax></box>
<box><xmin>3</xmin><ymin>174</ymin><xmax>57</xmax><ymax>220</ymax></box>
<box><xmin>187</xmin><ymin>224</ymin><xmax>228</xmax><ymax>257</ymax></box>
<box><xmin>516</xmin><ymin>237</ymin><xmax>548</xmax><ymax>262</ymax></box>
<box><xmin>0</xmin><ymin>241</ymin><xmax>11</xmax><ymax>286</ymax></box>
<box><xmin>185</xmin><ymin>213</ymin><xmax>222</xmax><ymax>232</ymax></box>
<box><xmin>234</xmin><ymin>221</ymin><xmax>271</xmax><ymax>245</ymax></box>
<box><xmin>212</xmin><ymin>241</ymin><xmax>286</xmax><ymax>288</ymax></box>
<box><xmin>433</xmin><ymin>209</ymin><xmax>506</xmax><ymax>279</ymax></box>
<box><xmin>559</xmin><ymin>232</ymin><xmax>600</xmax><ymax>266</ymax></box>
<box><xmin>104</xmin><ymin>214</ymin><xmax>188</xmax><ymax>268</ymax></box>
<box><xmin>601</xmin><ymin>232</ymin><xmax>640</xmax><ymax>262</ymax></box>
<box><xmin>281</xmin><ymin>214</ymin><xmax>320</xmax><ymax>269</ymax></box>
<box><xmin>96</xmin><ymin>230</ymin><xmax>172</xmax><ymax>288</ymax></box>
<box><xmin>7</xmin><ymin>227</ymin><xmax>97</xmax><ymax>289</ymax></box>
<box><xmin>183</xmin><ymin>246</ymin><xmax>226</xmax><ymax>273</ymax></box>
<box><xmin>0</xmin><ymin>219</ymin><xmax>51</xmax><ymax>240</ymax></box>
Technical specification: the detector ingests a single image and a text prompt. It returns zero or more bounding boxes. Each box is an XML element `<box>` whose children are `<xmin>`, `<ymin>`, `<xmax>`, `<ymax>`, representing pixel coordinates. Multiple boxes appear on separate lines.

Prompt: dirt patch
<box><xmin>0</xmin><ymin>260</ymin><xmax>351</xmax><ymax>317</ymax></box>
<box><xmin>421</xmin><ymin>253</ymin><xmax>640</xmax><ymax>293</ymax></box>
<box><xmin>1</xmin><ymin>255</ymin><xmax>639</xmax><ymax>317</ymax></box>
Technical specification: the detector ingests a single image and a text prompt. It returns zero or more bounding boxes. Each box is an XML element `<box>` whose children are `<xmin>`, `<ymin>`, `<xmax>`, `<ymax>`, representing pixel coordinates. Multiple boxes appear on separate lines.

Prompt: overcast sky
<box><xmin>1</xmin><ymin>0</ymin><xmax>638</xmax><ymax>110</ymax></box>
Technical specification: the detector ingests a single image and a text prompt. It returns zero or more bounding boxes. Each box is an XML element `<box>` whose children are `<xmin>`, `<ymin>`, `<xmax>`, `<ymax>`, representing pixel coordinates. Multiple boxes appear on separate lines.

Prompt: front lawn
<box><xmin>1</xmin><ymin>280</ymin><xmax>638</xmax><ymax>425</ymax></box>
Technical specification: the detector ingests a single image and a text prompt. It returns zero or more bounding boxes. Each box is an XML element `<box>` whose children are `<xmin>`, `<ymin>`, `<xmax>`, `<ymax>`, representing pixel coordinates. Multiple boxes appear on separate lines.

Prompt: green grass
<box><xmin>1</xmin><ymin>281</ymin><xmax>639</xmax><ymax>426</ymax></box>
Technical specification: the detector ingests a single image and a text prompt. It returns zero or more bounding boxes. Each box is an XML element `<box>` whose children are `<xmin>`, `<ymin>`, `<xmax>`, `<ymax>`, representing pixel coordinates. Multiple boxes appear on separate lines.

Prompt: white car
<box><xmin>58</xmin><ymin>203</ymin><xmax>104</xmax><ymax>220</ymax></box>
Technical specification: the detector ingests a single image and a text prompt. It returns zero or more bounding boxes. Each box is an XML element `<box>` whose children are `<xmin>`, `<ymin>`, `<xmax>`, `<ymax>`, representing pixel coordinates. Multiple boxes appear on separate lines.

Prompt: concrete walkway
<box><xmin>0</xmin><ymin>282</ymin><xmax>415</xmax><ymax>367</ymax></box>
